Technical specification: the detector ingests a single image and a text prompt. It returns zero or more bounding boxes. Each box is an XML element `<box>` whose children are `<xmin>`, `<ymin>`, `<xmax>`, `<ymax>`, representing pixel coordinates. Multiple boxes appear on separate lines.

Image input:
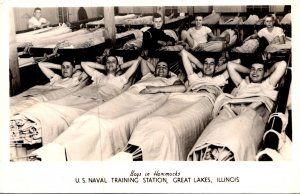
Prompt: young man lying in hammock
<box><xmin>109</xmin><ymin>49</ymin><xmax>239</xmax><ymax>161</ymax></box>
<box><xmin>28</xmin><ymin>55</ymin><xmax>186</xmax><ymax>161</ymax></box>
<box><xmin>187</xmin><ymin>57</ymin><xmax>287</xmax><ymax>161</ymax></box>
<box><xmin>10</xmin><ymin>52</ymin><xmax>141</xmax><ymax>152</ymax></box>
<box><xmin>10</xmin><ymin>57</ymin><xmax>89</xmax><ymax>115</ymax></box>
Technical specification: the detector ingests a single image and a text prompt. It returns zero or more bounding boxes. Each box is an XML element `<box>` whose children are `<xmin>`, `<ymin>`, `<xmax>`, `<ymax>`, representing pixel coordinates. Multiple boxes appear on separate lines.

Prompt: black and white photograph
<box><xmin>1</xmin><ymin>0</ymin><xmax>299</xmax><ymax>193</ymax></box>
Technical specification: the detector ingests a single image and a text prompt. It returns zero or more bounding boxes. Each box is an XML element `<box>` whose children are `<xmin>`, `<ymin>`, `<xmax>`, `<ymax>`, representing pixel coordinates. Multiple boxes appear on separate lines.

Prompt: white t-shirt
<box><xmin>129</xmin><ymin>72</ymin><xmax>179</xmax><ymax>93</ymax></box>
<box><xmin>234</xmin><ymin>77</ymin><xmax>277</xmax><ymax>99</ymax></box>
<box><xmin>48</xmin><ymin>73</ymin><xmax>81</xmax><ymax>88</ymax></box>
<box><xmin>91</xmin><ymin>70</ymin><xmax>128</xmax><ymax>90</ymax></box>
<box><xmin>258</xmin><ymin>27</ymin><xmax>285</xmax><ymax>44</ymax></box>
<box><xmin>28</xmin><ymin>16</ymin><xmax>48</xmax><ymax>28</ymax></box>
<box><xmin>188</xmin><ymin>71</ymin><xmax>228</xmax><ymax>90</ymax></box>
<box><xmin>187</xmin><ymin>26</ymin><xmax>212</xmax><ymax>46</ymax></box>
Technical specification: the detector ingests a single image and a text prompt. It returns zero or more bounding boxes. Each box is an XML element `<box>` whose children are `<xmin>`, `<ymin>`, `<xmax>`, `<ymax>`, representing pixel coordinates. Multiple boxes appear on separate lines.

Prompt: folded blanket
<box><xmin>243</xmin><ymin>15</ymin><xmax>260</xmax><ymax>25</ymax></box>
<box><xmin>280</xmin><ymin>13</ymin><xmax>291</xmax><ymax>25</ymax></box>
<box><xmin>87</xmin><ymin>14</ymin><xmax>138</xmax><ymax>25</ymax></box>
<box><xmin>17</xmin><ymin>25</ymin><xmax>72</xmax><ymax>46</ymax></box>
<box><xmin>232</xmin><ymin>39</ymin><xmax>259</xmax><ymax>53</ymax></box>
<box><xmin>193</xmin><ymin>41</ymin><xmax>225</xmax><ymax>52</ymax></box>
<box><xmin>265</xmin><ymin>38</ymin><xmax>291</xmax><ymax>53</ymax></box>
<box><xmin>42</xmin><ymin>29</ymin><xmax>106</xmax><ymax>49</ymax></box>
<box><xmin>18</xmin><ymin>29</ymin><xmax>90</xmax><ymax>48</ymax></box>
<box><xmin>125</xmin><ymin>91</ymin><xmax>218</xmax><ymax>161</ymax></box>
<box><xmin>219</xmin><ymin>16</ymin><xmax>243</xmax><ymax>25</ymax></box>
<box><xmin>203</xmin><ymin>10</ymin><xmax>221</xmax><ymax>25</ymax></box>
<box><xmin>124</xmin><ymin>16</ymin><xmax>153</xmax><ymax>25</ymax></box>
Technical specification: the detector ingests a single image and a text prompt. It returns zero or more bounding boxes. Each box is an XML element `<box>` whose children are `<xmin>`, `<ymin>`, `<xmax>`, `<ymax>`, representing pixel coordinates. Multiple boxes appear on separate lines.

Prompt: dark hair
<box><xmin>265</xmin><ymin>14</ymin><xmax>275</xmax><ymax>21</ymax></box>
<box><xmin>153</xmin><ymin>13</ymin><xmax>162</xmax><ymax>20</ymax></box>
<box><xmin>156</xmin><ymin>60</ymin><xmax>169</xmax><ymax>68</ymax></box>
<box><xmin>194</xmin><ymin>14</ymin><xmax>204</xmax><ymax>20</ymax></box>
<box><xmin>250</xmin><ymin>57</ymin><xmax>267</xmax><ymax>70</ymax></box>
<box><xmin>104</xmin><ymin>55</ymin><xmax>118</xmax><ymax>65</ymax></box>
<box><xmin>34</xmin><ymin>7</ymin><xmax>42</xmax><ymax>12</ymax></box>
<box><xmin>60</xmin><ymin>56</ymin><xmax>76</xmax><ymax>67</ymax></box>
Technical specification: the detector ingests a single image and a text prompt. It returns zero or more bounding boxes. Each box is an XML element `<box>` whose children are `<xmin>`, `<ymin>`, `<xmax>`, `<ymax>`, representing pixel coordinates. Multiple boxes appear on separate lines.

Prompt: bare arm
<box><xmin>121</xmin><ymin>58</ymin><xmax>141</xmax><ymax>80</ymax></box>
<box><xmin>78</xmin><ymin>71</ymin><xmax>89</xmax><ymax>82</ymax></box>
<box><xmin>81</xmin><ymin>61</ymin><xmax>105</xmax><ymax>77</ymax></box>
<box><xmin>227</xmin><ymin>60</ymin><xmax>250</xmax><ymax>87</ymax></box>
<box><xmin>244</xmin><ymin>33</ymin><xmax>259</xmax><ymax>42</ymax></box>
<box><xmin>278</xmin><ymin>35</ymin><xmax>285</xmax><ymax>44</ymax></box>
<box><xmin>180</xmin><ymin>49</ymin><xmax>203</xmax><ymax>76</ymax></box>
<box><xmin>207</xmin><ymin>31</ymin><xmax>220</xmax><ymax>41</ymax></box>
<box><xmin>41</xmin><ymin>19</ymin><xmax>50</xmax><ymax>28</ymax></box>
<box><xmin>265</xmin><ymin>60</ymin><xmax>287</xmax><ymax>86</ymax></box>
<box><xmin>140</xmin><ymin>57</ymin><xmax>155</xmax><ymax>76</ymax></box>
<box><xmin>38</xmin><ymin>62</ymin><xmax>61</xmax><ymax>79</ymax></box>
<box><xmin>215</xmin><ymin>58</ymin><xmax>241</xmax><ymax>74</ymax></box>
<box><xmin>140</xmin><ymin>79</ymin><xmax>186</xmax><ymax>94</ymax></box>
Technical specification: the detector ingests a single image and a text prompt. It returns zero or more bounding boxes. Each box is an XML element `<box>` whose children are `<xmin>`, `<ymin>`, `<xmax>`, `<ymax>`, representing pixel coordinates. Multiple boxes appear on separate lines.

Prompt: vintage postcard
<box><xmin>1</xmin><ymin>0</ymin><xmax>299</xmax><ymax>193</ymax></box>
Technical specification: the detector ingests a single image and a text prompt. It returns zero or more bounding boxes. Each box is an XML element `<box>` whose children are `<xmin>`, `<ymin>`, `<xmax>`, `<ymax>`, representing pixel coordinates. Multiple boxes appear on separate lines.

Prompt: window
<box><xmin>246</xmin><ymin>5</ymin><xmax>270</xmax><ymax>16</ymax></box>
<box><xmin>58</xmin><ymin>7</ymin><xmax>69</xmax><ymax>23</ymax></box>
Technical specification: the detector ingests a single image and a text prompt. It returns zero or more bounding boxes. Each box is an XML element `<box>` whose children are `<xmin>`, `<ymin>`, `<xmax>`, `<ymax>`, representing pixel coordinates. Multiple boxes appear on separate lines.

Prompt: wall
<box><xmin>118</xmin><ymin>6</ymin><xmax>156</xmax><ymax>14</ymax></box>
<box><xmin>213</xmin><ymin>6</ymin><xmax>246</xmax><ymax>13</ymax></box>
<box><xmin>14</xmin><ymin>7</ymin><xmax>59</xmax><ymax>31</ymax></box>
<box><xmin>68</xmin><ymin>7</ymin><xmax>103</xmax><ymax>22</ymax></box>
<box><xmin>14</xmin><ymin>7</ymin><xmax>104</xmax><ymax>31</ymax></box>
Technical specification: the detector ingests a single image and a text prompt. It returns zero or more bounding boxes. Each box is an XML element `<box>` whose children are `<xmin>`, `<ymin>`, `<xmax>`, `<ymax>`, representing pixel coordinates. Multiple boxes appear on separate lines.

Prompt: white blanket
<box><xmin>34</xmin><ymin>75</ymin><xmax>179</xmax><ymax>160</ymax></box>
<box><xmin>126</xmin><ymin>92</ymin><xmax>217</xmax><ymax>160</ymax></box>
<box><xmin>188</xmin><ymin>107</ymin><xmax>268</xmax><ymax>161</ymax></box>
<box><xmin>10</xmin><ymin>80</ymin><xmax>87</xmax><ymax>116</ymax></box>
<box><xmin>10</xmin><ymin>84</ymin><xmax>121</xmax><ymax>145</ymax></box>
<box><xmin>187</xmin><ymin>80</ymin><xmax>278</xmax><ymax>161</ymax></box>
<box><xmin>54</xmin><ymin>91</ymin><xmax>170</xmax><ymax>160</ymax></box>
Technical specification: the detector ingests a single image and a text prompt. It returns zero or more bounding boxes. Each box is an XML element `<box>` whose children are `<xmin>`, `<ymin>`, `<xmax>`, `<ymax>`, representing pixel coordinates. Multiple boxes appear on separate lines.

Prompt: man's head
<box><xmin>155</xmin><ymin>61</ymin><xmax>169</xmax><ymax>78</ymax></box>
<box><xmin>249</xmin><ymin>63</ymin><xmax>265</xmax><ymax>83</ymax></box>
<box><xmin>33</xmin><ymin>7</ymin><xmax>42</xmax><ymax>19</ymax></box>
<box><xmin>264</xmin><ymin>14</ymin><xmax>275</xmax><ymax>28</ymax></box>
<box><xmin>153</xmin><ymin>13</ymin><xmax>163</xmax><ymax>30</ymax></box>
<box><xmin>203</xmin><ymin>57</ymin><xmax>216</xmax><ymax>77</ymax></box>
<box><xmin>105</xmin><ymin>55</ymin><xmax>118</xmax><ymax>74</ymax></box>
<box><xmin>61</xmin><ymin>59</ymin><xmax>76</xmax><ymax>78</ymax></box>
<box><xmin>194</xmin><ymin>15</ymin><xmax>204</xmax><ymax>28</ymax></box>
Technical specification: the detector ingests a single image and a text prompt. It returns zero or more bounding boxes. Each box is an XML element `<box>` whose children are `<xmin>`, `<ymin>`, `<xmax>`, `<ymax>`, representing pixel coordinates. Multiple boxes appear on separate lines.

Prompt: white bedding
<box><xmin>10</xmin><ymin>79</ymin><xmax>88</xmax><ymax>116</ymax></box>
<box><xmin>10</xmin><ymin>84</ymin><xmax>121</xmax><ymax>145</ymax></box>
<box><xmin>126</xmin><ymin>92</ymin><xmax>217</xmax><ymax>160</ymax></box>
<box><xmin>32</xmin><ymin>74</ymin><xmax>179</xmax><ymax>160</ymax></box>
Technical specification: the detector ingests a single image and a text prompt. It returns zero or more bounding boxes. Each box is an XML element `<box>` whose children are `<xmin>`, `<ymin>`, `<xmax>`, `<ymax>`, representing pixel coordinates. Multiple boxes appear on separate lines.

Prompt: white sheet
<box><xmin>127</xmin><ymin>92</ymin><xmax>216</xmax><ymax>160</ymax></box>
<box><xmin>53</xmin><ymin>91</ymin><xmax>170</xmax><ymax>160</ymax></box>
